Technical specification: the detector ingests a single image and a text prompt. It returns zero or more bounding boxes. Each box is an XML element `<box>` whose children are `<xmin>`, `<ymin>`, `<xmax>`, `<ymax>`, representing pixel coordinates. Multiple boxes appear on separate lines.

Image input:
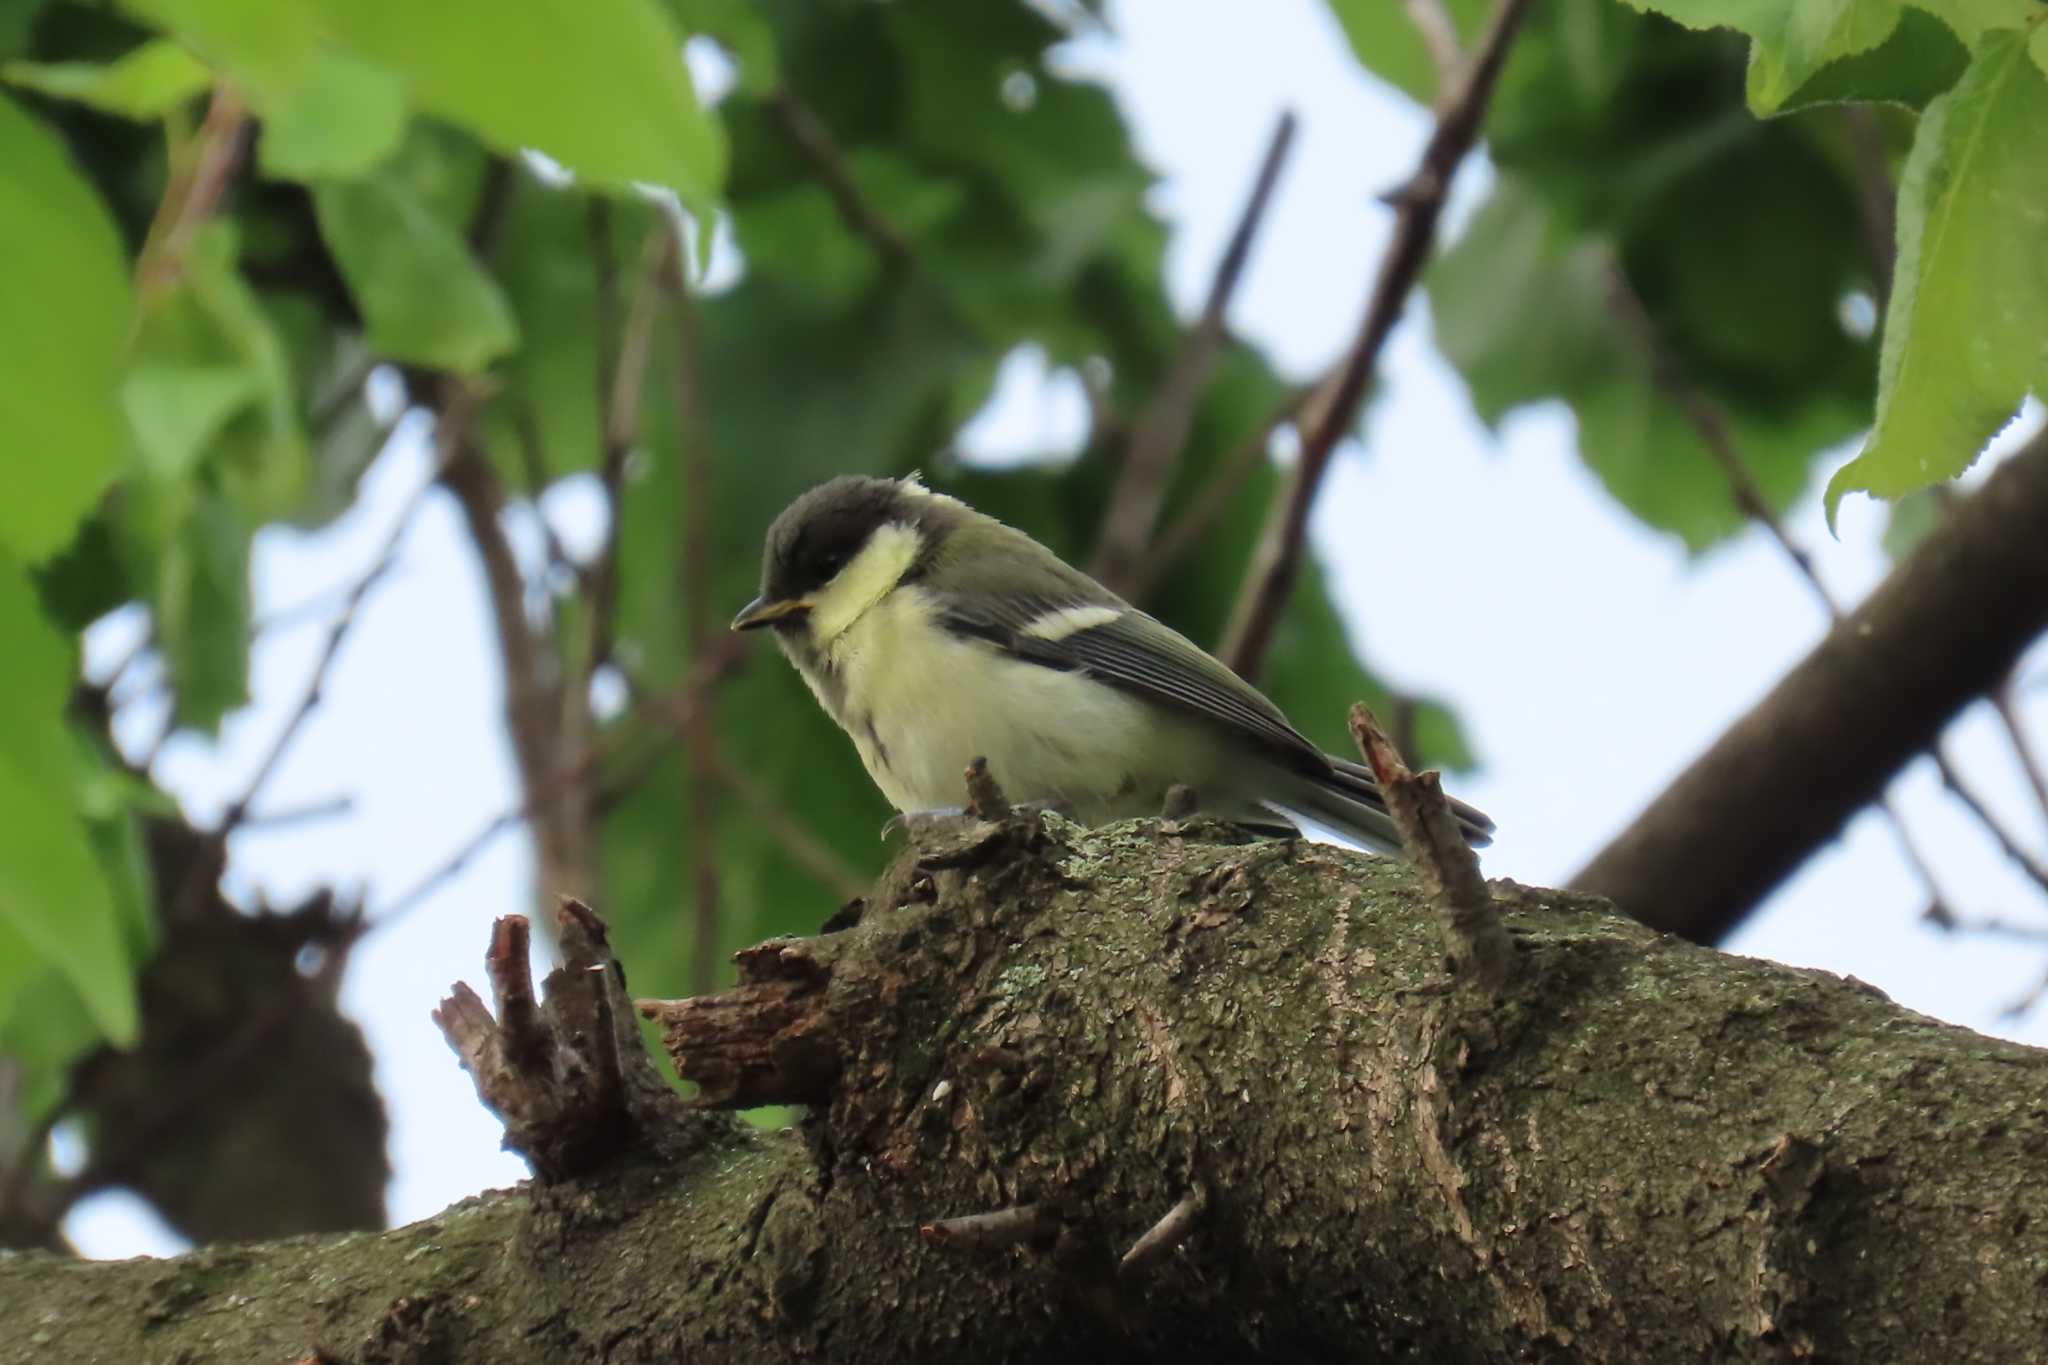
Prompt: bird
<box><xmin>731</xmin><ymin>474</ymin><xmax>1492</xmax><ymax>853</ymax></box>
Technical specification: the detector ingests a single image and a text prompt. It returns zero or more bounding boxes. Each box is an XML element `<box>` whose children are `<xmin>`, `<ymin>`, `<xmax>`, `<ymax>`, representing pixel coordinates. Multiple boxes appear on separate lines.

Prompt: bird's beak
<box><xmin>731</xmin><ymin>595</ymin><xmax>812</xmax><ymax>631</ymax></box>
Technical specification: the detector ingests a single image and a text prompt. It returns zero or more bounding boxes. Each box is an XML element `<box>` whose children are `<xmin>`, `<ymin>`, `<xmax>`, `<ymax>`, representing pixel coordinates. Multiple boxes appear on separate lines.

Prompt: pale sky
<box><xmin>64</xmin><ymin>0</ymin><xmax>2048</xmax><ymax>1254</ymax></box>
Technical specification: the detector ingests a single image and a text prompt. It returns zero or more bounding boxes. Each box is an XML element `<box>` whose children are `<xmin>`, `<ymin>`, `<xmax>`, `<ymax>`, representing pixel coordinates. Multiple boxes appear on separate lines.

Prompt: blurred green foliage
<box><xmin>0</xmin><ymin>0</ymin><xmax>2041</xmax><ymax>1227</ymax></box>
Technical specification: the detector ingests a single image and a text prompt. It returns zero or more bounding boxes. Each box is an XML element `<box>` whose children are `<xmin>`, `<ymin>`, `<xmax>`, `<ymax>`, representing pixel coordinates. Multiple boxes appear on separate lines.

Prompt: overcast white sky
<box><xmin>65</xmin><ymin>0</ymin><xmax>2048</xmax><ymax>1255</ymax></box>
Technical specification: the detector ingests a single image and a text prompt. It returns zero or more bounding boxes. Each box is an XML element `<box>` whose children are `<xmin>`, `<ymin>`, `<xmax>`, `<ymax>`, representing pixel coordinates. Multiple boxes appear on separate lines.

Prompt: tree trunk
<box><xmin>5</xmin><ymin>811</ymin><xmax>2045</xmax><ymax>1364</ymax></box>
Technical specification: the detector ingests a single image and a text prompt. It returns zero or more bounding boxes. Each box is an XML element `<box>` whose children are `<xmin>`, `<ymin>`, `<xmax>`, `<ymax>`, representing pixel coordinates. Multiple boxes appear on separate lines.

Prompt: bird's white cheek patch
<box><xmin>1020</xmin><ymin>604</ymin><xmax>1123</xmax><ymax>641</ymax></box>
<box><xmin>809</xmin><ymin>522</ymin><xmax>923</xmax><ymax>643</ymax></box>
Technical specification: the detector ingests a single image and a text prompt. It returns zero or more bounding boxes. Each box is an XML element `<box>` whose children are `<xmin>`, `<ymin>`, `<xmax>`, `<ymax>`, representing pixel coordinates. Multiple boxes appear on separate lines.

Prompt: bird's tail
<box><xmin>1263</xmin><ymin>755</ymin><xmax>1494</xmax><ymax>856</ymax></box>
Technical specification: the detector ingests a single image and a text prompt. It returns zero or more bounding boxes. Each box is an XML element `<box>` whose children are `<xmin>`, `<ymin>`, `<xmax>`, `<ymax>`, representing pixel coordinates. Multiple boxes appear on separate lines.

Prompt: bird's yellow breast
<box><xmin>818</xmin><ymin>585</ymin><xmax>1211</xmax><ymax>819</ymax></box>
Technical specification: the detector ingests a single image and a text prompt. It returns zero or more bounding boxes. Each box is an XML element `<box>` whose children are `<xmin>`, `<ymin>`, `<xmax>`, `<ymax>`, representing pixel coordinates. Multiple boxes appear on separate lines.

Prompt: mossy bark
<box><xmin>5</xmin><ymin>812</ymin><xmax>2046</xmax><ymax>1363</ymax></box>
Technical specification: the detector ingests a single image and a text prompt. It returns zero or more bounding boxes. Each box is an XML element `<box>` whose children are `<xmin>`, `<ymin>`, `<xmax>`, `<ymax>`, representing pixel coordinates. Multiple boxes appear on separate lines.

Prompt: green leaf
<box><xmin>127</xmin><ymin>222</ymin><xmax>310</xmax><ymax>522</ymax></box>
<box><xmin>1623</xmin><ymin>0</ymin><xmax>1903</xmax><ymax>114</ymax></box>
<box><xmin>1763</xmin><ymin>6</ymin><xmax>1968</xmax><ymax>113</ymax></box>
<box><xmin>120</xmin><ymin>364</ymin><xmax>264</xmax><ymax>482</ymax></box>
<box><xmin>309</xmin><ymin>0</ymin><xmax>725</xmax><ymax>204</ymax></box>
<box><xmin>0</xmin><ymin>92</ymin><xmax>132</xmax><ymax>562</ymax></box>
<box><xmin>0</xmin><ymin>558</ymin><xmax>138</xmax><ymax>1045</ymax></box>
<box><xmin>118</xmin><ymin>0</ymin><xmax>320</xmax><ymax>105</ymax></box>
<box><xmin>1432</xmin><ymin>175</ymin><xmax>1867</xmax><ymax>548</ymax></box>
<box><xmin>258</xmin><ymin>45</ymin><xmax>407</xmax><ymax>180</ymax></box>
<box><xmin>1827</xmin><ymin>34</ymin><xmax>2048</xmax><ymax>515</ymax></box>
<box><xmin>1924</xmin><ymin>0</ymin><xmax>2039</xmax><ymax>49</ymax></box>
<box><xmin>1621</xmin><ymin>0</ymin><xmax>2038</xmax><ymax>114</ymax></box>
<box><xmin>3</xmin><ymin>39</ymin><xmax>213</xmax><ymax>120</ymax></box>
<box><xmin>314</xmin><ymin>171</ymin><xmax>518</xmax><ymax>372</ymax></box>
<box><xmin>0</xmin><ymin>958</ymin><xmax>103</xmax><ymax>1126</ymax></box>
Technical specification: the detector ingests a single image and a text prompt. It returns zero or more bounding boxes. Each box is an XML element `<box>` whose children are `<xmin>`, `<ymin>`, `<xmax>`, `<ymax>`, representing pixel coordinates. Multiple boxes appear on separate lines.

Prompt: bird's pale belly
<box><xmin>818</xmin><ymin>591</ymin><xmax>1214</xmax><ymax>820</ymax></box>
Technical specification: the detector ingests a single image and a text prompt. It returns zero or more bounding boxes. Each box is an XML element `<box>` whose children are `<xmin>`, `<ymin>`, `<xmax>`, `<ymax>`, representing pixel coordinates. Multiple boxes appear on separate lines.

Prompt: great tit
<box><xmin>732</xmin><ymin>475</ymin><xmax>1492</xmax><ymax>853</ymax></box>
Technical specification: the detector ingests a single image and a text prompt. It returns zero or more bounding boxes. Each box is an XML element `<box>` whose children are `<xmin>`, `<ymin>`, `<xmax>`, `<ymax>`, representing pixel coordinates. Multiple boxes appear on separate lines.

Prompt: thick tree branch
<box><xmin>1218</xmin><ymin>0</ymin><xmax>1532</xmax><ymax>679</ymax></box>
<box><xmin>13</xmin><ymin>817</ymin><xmax>2048</xmax><ymax>1362</ymax></box>
<box><xmin>1573</xmin><ymin>425</ymin><xmax>2048</xmax><ymax>942</ymax></box>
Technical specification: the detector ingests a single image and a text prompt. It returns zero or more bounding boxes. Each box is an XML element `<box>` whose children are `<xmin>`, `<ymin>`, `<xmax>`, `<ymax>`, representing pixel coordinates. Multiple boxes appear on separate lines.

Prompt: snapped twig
<box><xmin>1091</xmin><ymin>112</ymin><xmax>1297</xmax><ymax>594</ymax></box>
<box><xmin>434</xmin><ymin>900</ymin><xmax>691</xmax><ymax>1178</ymax></box>
<box><xmin>918</xmin><ymin>1204</ymin><xmax>1054</xmax><ymax>1252</ymax></box>
<box><xmin>963</xmin><ymin>757</ymin><xmax>1012</xmax><ymax>820</ymax></box>
<box><xmin>1350</xmin><ymin>703</ymin><xmax>1513</xmax><ymax>992</ymax></box>
<box><xmin>1218</xmin><ymin>0</ymin><xmax>1533</xmax><ymax>678</ymax></box>
<box><xmin>1120</xmin><ymin>1187</ymin><xmax>1206</xmax><ymax>1275</ymax></box>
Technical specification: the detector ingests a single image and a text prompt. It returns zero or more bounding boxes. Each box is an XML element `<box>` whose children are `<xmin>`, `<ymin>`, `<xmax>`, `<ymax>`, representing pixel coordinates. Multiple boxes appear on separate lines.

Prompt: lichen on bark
<box><xmin>5</xmin><ymin>809</ymin><xmax>2046</xmax><ymax>1364</ymax></box>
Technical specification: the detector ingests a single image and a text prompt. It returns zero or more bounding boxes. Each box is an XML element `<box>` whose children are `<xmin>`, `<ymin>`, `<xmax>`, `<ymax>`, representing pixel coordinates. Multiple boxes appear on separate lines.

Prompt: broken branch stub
<box><xmin>1350</xmin><ymin>702</ymin><xmax>1514</xmax><ymax>992</ymax></box>
<box><xmin>433</xmin><ymin>899</ymin><xmax>696</xmax><ymax>1178</ymax></box>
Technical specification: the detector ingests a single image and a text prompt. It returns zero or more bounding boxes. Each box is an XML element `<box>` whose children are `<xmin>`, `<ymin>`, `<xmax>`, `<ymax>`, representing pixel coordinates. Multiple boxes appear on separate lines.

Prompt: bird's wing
<box><xmin>929</xmin><ymin>589</ymin><xmax>1326</xmax><ymax>771</ymax></box>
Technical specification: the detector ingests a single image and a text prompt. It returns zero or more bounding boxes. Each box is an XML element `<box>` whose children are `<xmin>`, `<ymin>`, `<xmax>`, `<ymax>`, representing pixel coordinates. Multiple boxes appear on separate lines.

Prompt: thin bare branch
<box><xmin>708</xmin><ymin>753</ymin><xmax>868</xmax><ymax>902</ymax></box>
<box><xmin>136</xmin><ymin>83</ymin><xmax>251</xmax><ymax>297</ymax></box>
<box><xmin>661</xmin><ymin>234</ymin><xmax>729</xmax><ymax>996</ymax></box>
<box><xmin>770</xmin><ymin>87</ymin><xmax>912</xmax><ymax>267</ymax></box>
<box><xmin>585</xmin><ymin>227</ymin><xmax>675</xmax><ymax>677</ymax></box>
<box><xmin>213</xmin><ymin>398</ymin><xmax>469</xmax><ymax>843</ymax></box>
<box><xmin>1603</xmin><ymin>263</ymin><xmax>1829</xmax><ymax>606</ymax></box>
<box><xmin>1992</xmin><ymin>675</ymin><xmax>2048</xmax><ymax>825</ymax></box>
<box><xmin>370</xmin><ymin>639</ymin><xmax>745</xmax><ymax>930</ymax></box>
<box><xmin>1218</xmin><ymin>0</ymin><xmax>1533</xmax><ymax>678</ymax></box>
<box><xmin>1404</xmin><ymin>0</ymin><xmax>1465</xmax><ymax>87</ymax></box>
<box><xmin>439</xmin><ymin>412</ymin><xmax>592</xmax><ymax>909</ymax></box>
<box><xmin>1124</xmin><ymin>386</ymin><xmax>1308</xmax><ymax>604</ymax></box>
<box><xmin>1931</xmin><ymin>748</ymin><xmax>2048</xmax><ymax>895</ymax></box>
<box><xmin>239</xmin><ymin>796</ymin><xmax>356</xmax><ymax>832</ymax></box>
<box><xmin>1091</xmin><ymin>112</ymin><xmax>1297</xmax><ymax>593</ymax></box>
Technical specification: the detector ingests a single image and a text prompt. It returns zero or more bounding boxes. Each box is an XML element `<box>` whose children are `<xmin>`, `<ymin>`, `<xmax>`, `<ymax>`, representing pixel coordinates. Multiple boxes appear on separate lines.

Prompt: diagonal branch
<box><xmin>1572</xmin><ymin>425</ymin><xmax>2048</xmax><ymax>943</ymax></box>
<box><xmin>1122</xmin><ymin>385</ymin><xmax>1308</xmax><ymax>605</ymax></box>
<box><xmin>1217</xmin><ymin>0</ymin><xmax>1533</xmax><ymax>679</ymax></box>
<box><xmin>1090</xmin><ymin>111</ymin><xmax>1297</xmax><ymax>595</ymax></box>
<box><xmin>1403</xmin><ymin>0</ymin><xmax>1465</xmax><ymax>87</ymax></box>
<box><xmin>1603</xmin><ymin>266</ymin><xmax>2048</xmax><ymax>927</ymax></box>
<box><xmin>770</xmin><ymin>87</ymin><xmax>912</xmax><ymax>268</ymax></box>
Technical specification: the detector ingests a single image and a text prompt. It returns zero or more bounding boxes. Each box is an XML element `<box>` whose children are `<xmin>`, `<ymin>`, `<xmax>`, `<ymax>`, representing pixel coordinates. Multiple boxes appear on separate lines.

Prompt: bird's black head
<box><xmin>734</xmin><ymin>476</ymin><xmax>934</xmax><ymax>632</ymax></box>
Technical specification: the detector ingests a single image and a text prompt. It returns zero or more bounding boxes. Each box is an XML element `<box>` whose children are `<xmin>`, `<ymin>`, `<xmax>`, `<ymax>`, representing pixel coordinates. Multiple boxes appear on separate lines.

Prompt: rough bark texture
<box><xmin>1574</xmin><ymin>424</ymin><xmax>2048</xmax><ymax>942</ymax></box>
<box><xmin>6</xmin><ymin>811</ymin><xmax>2047</xmax><ymax>1364</ymax></box>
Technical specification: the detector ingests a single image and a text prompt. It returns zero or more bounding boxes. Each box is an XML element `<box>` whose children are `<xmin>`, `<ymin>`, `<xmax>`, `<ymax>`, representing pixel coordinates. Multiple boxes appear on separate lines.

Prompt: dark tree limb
<box><xmin>11</xmin><ymin>819</ymin><xmax>2048</xmax><ymax>1363</ymax></box>
<box><xmin>1573</xmin><ymin>424</ymin><xmax>2048</xmax><ymax>942</ymax></box>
